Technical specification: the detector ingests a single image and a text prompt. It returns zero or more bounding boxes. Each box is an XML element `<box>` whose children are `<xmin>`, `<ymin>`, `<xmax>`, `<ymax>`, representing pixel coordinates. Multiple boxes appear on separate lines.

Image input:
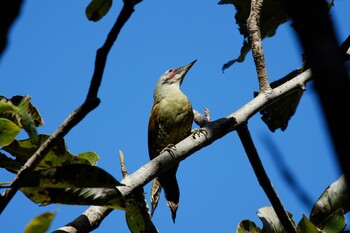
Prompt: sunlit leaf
<box><xmin>0</xmin><ymin>118</ymin><xmax>20</xmax><ymax>146</ymax></box>
<box><xmin>310</xmin><ymin>175</ymin><xmax>349</xmax><ymax>227</ymax></box>
<box><xmin>321</xmin><ymin>208</ymin><xmax>346</xmax><ymax>233</ymax></box>
<box><xmin>236</xmin><ymin>220</ymin><xmax>261</xmax><ymax>233</ymax></box>
<box><xmin>24</xmin><ymin>211</ymin><xmax>56</xmax><ymax>233</ymax></box>
<box><xmin>77</xmin><ymin>151</ymin><xmax>99</xmax><ymax>166</ymax></box>
<box><xmin>297</xmin><ymin>215</ymin><xmax>322</xmax><ymax>233</ymax></box>
<box><xmin>85</xmin><ymin>0</ymin><xmax>112</xmax><ymax>22</ymax></box>
<box><xmin>3</xmin><ymin>95</ymin><xmax>44</xmax><ymax>127</ymax></box>
<box><xmin>14</xmin><ymin>96</ymin><xmax>38</xmax><ymax>145</ymax></box>
<box><xmin>0</xmin><ymin>181</ymin><xmax>10</xmax><ymax>187</ymax></box>
<box><xmin>1</xmin><ymin>134</ymin><xmax>99</xmax><ymax>171</ymax></box>
<box><xmin>257</xmin><ymin>206</ymin><xmax>295</xmax><ymax>233</ymax></box>
<box><xmin>125</xmin><ymin>188</ymin><xmax>158</xmax><ymax>233</ymax></box>
<box><xmin>0</xmin><ymin>95</ymin><xmax>43</xmax><ymax>145</ymax></box>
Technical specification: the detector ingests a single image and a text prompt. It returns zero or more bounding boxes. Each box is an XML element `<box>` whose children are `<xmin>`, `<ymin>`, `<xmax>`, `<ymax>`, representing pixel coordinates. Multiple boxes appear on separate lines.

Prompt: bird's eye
<box><xmin>168</xmin><ymin>69</ymin><xmax>173</xmax><ymax>73</ymax></box>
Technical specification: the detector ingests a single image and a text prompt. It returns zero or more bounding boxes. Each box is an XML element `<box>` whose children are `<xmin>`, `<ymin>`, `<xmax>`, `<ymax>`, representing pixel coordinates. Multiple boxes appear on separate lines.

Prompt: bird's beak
<box><xmin>176</xmin><ymin>59</ymin><xmax>197</xmax><ymax>85</ymax></box>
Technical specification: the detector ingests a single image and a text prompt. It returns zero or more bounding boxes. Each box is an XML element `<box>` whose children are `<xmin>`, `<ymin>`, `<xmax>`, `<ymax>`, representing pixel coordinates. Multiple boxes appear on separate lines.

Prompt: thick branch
<box><xmin>58</xmin><ymin>67</ymin><xmax>313</xmax><ymax>231</ymax></box>
<box><xmin>247</xmin><ymin>0</ymin><xmax>272</xmax><ymax>93</ymax></box>
<box><xmin>119</xmin><ymin>68</ymin><xmax>312</xmax><ymax>195</ymax></box>
<box><xmin>0</xmin><ymin>1</ymin><xmax>140</xmax><ymax>214</ymax></box>
<box><xmin>53</xmin><ymin>206</ymin><xmax>113</xmax><ymax>233</ymax></box>
<box><xmin>236</xmin><ymin>124</ymin><xmax>298</xmax><ymax>233</ymax></box>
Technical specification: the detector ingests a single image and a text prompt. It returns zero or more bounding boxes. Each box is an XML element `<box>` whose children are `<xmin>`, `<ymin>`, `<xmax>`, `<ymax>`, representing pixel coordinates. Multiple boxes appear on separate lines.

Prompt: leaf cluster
<box><xmin>0</xmin><ymin>95</ymin><xmax>157</xmax><ymax>232</ymax></box>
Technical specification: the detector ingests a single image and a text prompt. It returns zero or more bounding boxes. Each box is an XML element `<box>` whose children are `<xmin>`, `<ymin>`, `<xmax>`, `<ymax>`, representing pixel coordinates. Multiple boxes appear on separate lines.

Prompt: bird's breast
<box><xmin>148</xmin><ymin>91</ymin><xmax>194</xmax><ymax>158</ymax></box>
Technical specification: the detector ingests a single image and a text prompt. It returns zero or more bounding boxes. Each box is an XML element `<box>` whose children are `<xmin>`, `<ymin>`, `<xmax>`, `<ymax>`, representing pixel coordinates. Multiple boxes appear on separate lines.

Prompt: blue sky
<box><xmin>1</xmin><ymin>0</ymin><xmax>349</xmax><ymax>232</ymax></box>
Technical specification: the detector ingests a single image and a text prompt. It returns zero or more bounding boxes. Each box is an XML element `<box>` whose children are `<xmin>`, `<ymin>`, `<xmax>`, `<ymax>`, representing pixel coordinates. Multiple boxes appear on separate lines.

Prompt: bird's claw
<box><xmin>191</xmin><ymin>128</ymin><xmax>207</xmax><ymax>139</ymax></box>
<box><xmin>160</xmin><ymin>144</ymin><xmax>176</xmax><ymax>156</ymax></box>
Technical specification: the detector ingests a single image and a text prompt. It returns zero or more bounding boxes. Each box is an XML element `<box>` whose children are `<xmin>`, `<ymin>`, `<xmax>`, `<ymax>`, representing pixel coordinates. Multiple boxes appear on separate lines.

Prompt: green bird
<box><xmin>148</xmin><ymin>60</ymin><xmax>196</xmax><ymax>222</ymax></box>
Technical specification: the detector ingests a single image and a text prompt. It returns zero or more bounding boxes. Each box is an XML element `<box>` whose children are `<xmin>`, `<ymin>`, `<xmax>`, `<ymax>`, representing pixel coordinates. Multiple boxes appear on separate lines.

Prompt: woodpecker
<box><xmin>148</xmin><ymin>60</ymin><xmax>196</xmax><ymax>222</ymax></box>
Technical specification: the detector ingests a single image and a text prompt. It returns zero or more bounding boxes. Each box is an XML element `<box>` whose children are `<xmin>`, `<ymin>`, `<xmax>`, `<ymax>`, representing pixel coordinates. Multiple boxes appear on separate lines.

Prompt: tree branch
<box><xmin>56</xmin><ymin>67</ymin><xmax>313</xmax><ymax>231</ymax></box>
<box><xmin>247</xmin><ymin>0</ymin><xmax>272</xmax><ymax>93</ymax></box>
<box><xmin>0</xmin><ymin>0</ymin><xmax>141</xmax><ymax>214</ymax></box>
<box><xmin>53</xmin><ymin>206</ymin><xmax>113</xmax><ymax>233</ymax></box>
<box><xmin>57</xmin><ymin>31</ymin><xmax>350</xmax><ymax>232</ymax></box>
<box><xmin>236</xmin><ymin>123</ymin><xmax>298</xmax><ymax>233</ymax></box>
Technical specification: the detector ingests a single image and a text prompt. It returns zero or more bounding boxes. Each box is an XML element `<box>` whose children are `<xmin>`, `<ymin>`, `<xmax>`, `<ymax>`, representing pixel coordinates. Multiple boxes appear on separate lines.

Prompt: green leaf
<box><xmin>257</xmin><ymin>206</ymin><xmax>295</xmax><ymax>233</ymax></box>
<box><xmin>125</xmin><ymin>188</ymin><xmax>158</xmax><ymax>233</ymax></box>
<box><xmin>16</xmin><ymin>96</ymin><xmax>39</xmax><ymax>145</ymax></box>
<box><xmin>218</xmin><ymin>0</ymin><xmax>290</xmax><ymax>71</ymax></box>
<box><xmin>17</xmin><ymin>164</ymin><xmax>126</xmax><ymax>209</ymax></box>
<box><xmin>0</xmin><ymin>95</ymin><xmax>43</xmax><ymax>145</ymax></box>
<box><xmin>24</xmin><ymin>211</ymin><xmax>56</xmax><ymax>233</ymax></box>
<box><xmin>0</xmin><ymin>181</ymin><xmax>10</xmax><ymax>187</ymax></box>
<box><xmin>21</xmin><ymin>187</ymin><xmax>126</xmax><ymax>209</ymax></box>
<box><xmin>236</xmin><ymin>220</ymin><xmax>261</xmax><ymax>233</ymax></box>
<box><xmin>0</xmin><ymin>118</ymin><xmax>21</xmax><ymax>146</ymax></box>
<box><xmin>310</xmin><ymin>175</ymin><xmax>349</xmax><ymax>228</ymax></box>
<box><xmin>18</xmin><ymin>164</ymin><xmax>122</xmax><ymax>188</ymax></box>
<box><xmin>321</xmin><ymin>208</ymin><xmax>346</xmax><ymax>233</ymax></box>
<box><xmin>85</xmin><ymin>0</ymin><xmax>112</xmax><ymax>22</ymax></box>
<box><xmin>77</xmin><ymin>151</ymin><xmax>99</xmax><ymax>166</ymax></box>
<box><xmin>297</xmin><ymin>215</ymin><xmax>323</xmax><ymax>233</ymax></box>
<box><xmin>2</xmin><ymin>95</ymin><xmax>44</xmax><ymax>127</ymax></box>
<box><xmin>0</xmin><ymin>151</ymin><xmax>22</xmax><ymax>172</ymax></box>
<box><xmin>1</xmin><ymin>134</ymin><xmax>99</xmax><ymax>171</ymax></box>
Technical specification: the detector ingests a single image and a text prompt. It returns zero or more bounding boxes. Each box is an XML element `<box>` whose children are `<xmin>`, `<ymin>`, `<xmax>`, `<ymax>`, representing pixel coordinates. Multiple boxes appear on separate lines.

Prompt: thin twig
<box><xmin>247</xmin><ymin>0</ymin><xmax>272</xmax><ymax>93</ymax></box>
<box><xmin>0</xmin><ymin>0</ymin><xmax>141</xmax><ymax>215</ymax></box>
<box><xmin>49</xmin><ymin>2</ymin><xmax>142</xmax><ymax>231</ymax></box>
<box><xmin>236</xmin><ymin>123</ymin><xmax>298</xmax><ymax>233</ymax></box>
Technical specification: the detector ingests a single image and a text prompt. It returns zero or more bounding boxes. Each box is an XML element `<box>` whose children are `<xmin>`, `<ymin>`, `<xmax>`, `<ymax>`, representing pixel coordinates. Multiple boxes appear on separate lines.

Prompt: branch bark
<box><xmin>56</xmin><ymin>67</ymin><xmax>313</xmax><ymax>231</ymax></box>
<box><xmin>247</xmin><ymin>0</ymin><xmax>272</xmax><ymax>93</ymax></box>
<box><xmin>236</xmin><ymin>123</ymin><xmax>298</xmax><ymax>233</ymax></box>
<box><xmin>57</xmin><ymin>33</ymin><xmax>349</xmax><ymax>229</ymax></box>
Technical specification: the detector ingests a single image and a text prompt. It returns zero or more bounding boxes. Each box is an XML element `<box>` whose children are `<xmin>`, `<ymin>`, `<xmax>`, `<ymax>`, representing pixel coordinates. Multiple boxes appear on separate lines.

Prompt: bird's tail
<box><xmin>159</xmin><ymin>170</ymin><xmax>180</xmax><ymax>223</ymax></box>
<box><xmin>150</xmin><ymin>177</ymin><xmax>162</xmax><ymax>217</ymax></box>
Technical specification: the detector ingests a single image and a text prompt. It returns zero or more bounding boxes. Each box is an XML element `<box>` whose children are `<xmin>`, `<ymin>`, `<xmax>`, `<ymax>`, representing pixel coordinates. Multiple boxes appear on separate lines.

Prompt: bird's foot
<box><xmin>191</xmin><ymin>128</ymin><xmax>207</xmax><ymax>139</ymax></box>
<box><xmin>160</xmin><ymin>144</ymin><xmax>176</xmax><ymax>156</ymax></box>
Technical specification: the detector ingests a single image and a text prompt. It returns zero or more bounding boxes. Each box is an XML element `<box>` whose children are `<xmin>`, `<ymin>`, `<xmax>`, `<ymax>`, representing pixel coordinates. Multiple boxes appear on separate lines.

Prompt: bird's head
<box><xmin>155</xmin><ymin>60</ymin><xmax>197</xmax><ymax>90</ymax></box>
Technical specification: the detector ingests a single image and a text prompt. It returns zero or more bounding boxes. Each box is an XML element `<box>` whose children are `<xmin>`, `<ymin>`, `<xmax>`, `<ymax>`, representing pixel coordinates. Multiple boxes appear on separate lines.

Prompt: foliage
<box><xmin>218</xmin><ymin>0</ymin><xmax>290</xmax><ymax>71</ymax></box>
<box><xmin>86</xmin><ymin>0</ymin><xmax>112</xmax><ymax>22</ymax></box>
<box><xmin>24</xmin><ymin>211</ymin><xmax>56</xmax><ymax>233</ymax></box>
<box><xmin>236</xmin><ymin>177</ymin><xmax>349</xmax><ymax>233</ymax></box>
<box><xmin>0</xmin><ymin>0</ymin><xmax>348</xmax><ymax>232</ymax></box>
<box><xmin>0</xmin><ymin>96</ymin><xmax>155</xmax><ymax>232</ymax></box>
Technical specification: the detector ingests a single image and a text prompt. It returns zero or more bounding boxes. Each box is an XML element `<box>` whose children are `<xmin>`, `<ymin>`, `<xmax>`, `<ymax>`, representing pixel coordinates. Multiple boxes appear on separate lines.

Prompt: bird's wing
<box><xmin>148</xmin><ymin>102</ymin><xmax>160</xmax><ymax>160</ymax></box>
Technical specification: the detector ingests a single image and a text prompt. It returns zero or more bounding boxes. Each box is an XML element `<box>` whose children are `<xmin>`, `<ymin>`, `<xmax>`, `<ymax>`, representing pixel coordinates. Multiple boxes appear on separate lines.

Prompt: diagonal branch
<box><xmin>236</xmin><ymin>123</ymin><xmax>298</xmax><ymax>233</ymax></box>
<box><xmin>0</xmin><ymin>0</ymin><xmax>141</xmax><ymax>214</ymax></box>
<box><xmin>55</xmin><ymin>66</ymin><xmax>313</xmax><ymax>231</ymax></box>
